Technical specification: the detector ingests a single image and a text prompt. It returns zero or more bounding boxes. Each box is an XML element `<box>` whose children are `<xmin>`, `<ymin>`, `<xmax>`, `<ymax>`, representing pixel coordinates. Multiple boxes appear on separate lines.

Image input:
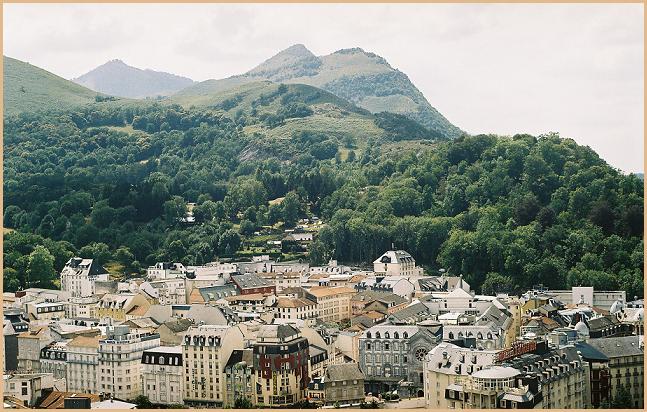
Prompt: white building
<box><xmin>66</xmin><ymin>335</ymin><xmax>100</xmax><ymax>394</ymax></box>
<box><xmin>98</xmin><ymin>325</ymin><xmax>160</xmax><ymax>401</ymax></box>
<box><xmin>274</xmin><ymin>297</ymin><xmax>318</xmax><ymax>326</ymax></box>
<box><xmin>140</xmin><ymin>279</ymin><xmax>186</xmax><ymax>305</ymax></box>
<box><xmin>373</xmin><ymin>250</ymin><xmax>423</xmax><ymax>277</ymax></box>
<box><xmin>141</xmin><ymin>346</ymin><xmax>184</xmax><ymax>405</ymax></box>
<box><xmin>60</xmin><ymin>258</ymin><xmax>109</xmax><ymax>298</ymax></box>
<box><xmin>64</xmin><ymin>296</ymin><xmax>99</xmax><ymax>319</ymax></box>
<box><xmin>146</xmin><ymin>262</ymin><xmax>186</xmax><ymax>280</ymax></box>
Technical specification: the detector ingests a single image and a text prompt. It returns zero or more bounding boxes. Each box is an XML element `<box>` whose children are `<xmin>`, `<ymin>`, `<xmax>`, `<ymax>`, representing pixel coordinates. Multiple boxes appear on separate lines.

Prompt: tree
<box><xmin>610</xmin><ymin>385</ymin><xmax>633</xmax><ymax>408</ymax></box>
<box><xmin>27</xmin><ymin>246</ymin><xmax>56</xmax><ymax>289</ymax></box>
<box><xmin>219</xmin><ymin>229</ymin><xmax>241</xmax><ymax>256</ymax></box>
<box><xmin>79</xmin><ymin>243</ymin><xmax>111</xmax><ymax>266</ymax></box>
<box><xmin>282</xmin><ymin>192</ymin><xmax>301</xmax><ymax>227</ymax></box>
<box><xmin>480</xmin><ymin>272</ymin><xmax>515</xmax><ymax>295</ymax></box>
<box><xmin>133</xmin><ymin>395</ymin><xmax>153</xmax><ymax>409</ymax></box>
<box><xmin>164</xmin><ymin>196</ymin><xmax>187</xmax><ymax>225</ymax></box>
<box><xmin>589</xmin><ymin>200</ymin><xmax>615</xmax><ymax>235</ymax></box>
<box><xmin>115</xmin><ymin>246</ymin><xmax>135</xmax><ymax>271</ymax></box>
<box><xmin>233</xmin><ymin>397</ymin><xmax>253</xmax><ymax>409</ymax></box>
<box><xmin>239</xmin><ymin>219</ymin><xmax>256</xmax><ymax>236</ymax></box>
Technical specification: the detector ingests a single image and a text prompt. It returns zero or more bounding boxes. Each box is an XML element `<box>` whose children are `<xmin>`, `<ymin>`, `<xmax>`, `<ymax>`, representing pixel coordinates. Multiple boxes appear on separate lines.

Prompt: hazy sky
<box><xmin>4</xmin><ymin>4</ymin><xmax>644</xmax><ymax>172</ymax></box>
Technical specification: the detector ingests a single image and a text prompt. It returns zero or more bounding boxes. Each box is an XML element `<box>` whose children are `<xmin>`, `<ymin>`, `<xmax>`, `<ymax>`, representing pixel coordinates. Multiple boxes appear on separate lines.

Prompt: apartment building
<box><xmin>141</xmin><ymin>346</ymin><xmax>184</xmax><ymax>405</ymax></box>
<box><xmin>60</xmin><ymin>258</ymin><xmax>109</xmax><ymax>298</ymax></box>
<box><xmin>223</xmin><ymin>349</ymin><xmax>255</xmax><ymax>407</ymax></box>
<box><xmin>98</xmin><ymin>325</ymin><xmax>161</xmax><ymax>401</ymax></box>
<box><xmin>65</xmin><ymin>335</ymin><xmax>100</xmax><ymax>394</ymax></box>
<box><xmin>17</xmin><ymin>327</ymin><xmax>52</xmax><ymax>372</ymax></box>
<box><xmin>182</xmin><ymin>324</ymin><xmax>245</xmax><ymax>407</ymax></box>
<box><xmin>306</xmin><ymin>287</ymin><xmax>355</xmax><ymax>323</ymax></box>
<box><xmin>274</xmin><ymin>297</ymin><xmax>317</xmax><ymax>324</ymax></box>
<box><xmin>589</xmin><ymin>335</ymin><xmax>644</xmax><ymax>409</ymax></box>
<box><xmin>39</xmin><ymin>340</ymin><xmax>68</xmax><ymax>381</ymax></box>
<box><xmin>96</xmin><ymin>293</ymin><xmax>151</xmax><ymax>322</ymax></box>
<box><xmin>253</xmin><ymin>324</ymin><xmax>310</xmax><ymax>406</ymax></box>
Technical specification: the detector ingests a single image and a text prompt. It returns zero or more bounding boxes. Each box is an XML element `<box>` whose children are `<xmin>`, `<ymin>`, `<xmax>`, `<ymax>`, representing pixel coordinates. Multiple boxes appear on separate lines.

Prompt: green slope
<box><xmin>171</xmin><ymin>44</ymin><xmax>462</xmax><ymax>138</ymax></box>
<box><xmin>3</xmin><ymin>56</ymin><xmax>102</xmax><ymax>116</ymax></box>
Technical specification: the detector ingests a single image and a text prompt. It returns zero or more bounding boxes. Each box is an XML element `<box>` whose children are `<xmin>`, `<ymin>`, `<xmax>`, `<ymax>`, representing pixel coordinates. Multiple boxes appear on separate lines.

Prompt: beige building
<box><xmin>259</xmin><ymin>271</ymin><xmax>302</xmax><ymax>292</ymax></box>
<box><xmin>96</xmin><ymin>293</ymin><xmax>151</xmax><ymax>322</ymax></box>
<box><xmin>3</xmin><ymin>372</ymin><xmax>59</xmax><ymax>407</ymax></box>
<box><xmin>306</xmin><ymin>287</ymin><xmax>355</xmax><ymax>323</ymax></box>
<box><xmin>66</xmin><ymin>335</ymin><xmax>100</xmax><ymax>394</ymax></box>
<box><xmin>274</xmin><ymin>297</ymin><xmax>317</xmax><ymax>324</ymax></box>
<box><xmin>424</xmin><ymin>341</ymin><xmax>589</xmax><ymax>409</ymax></box>
<box><xmin>98</xmin><ymin>325</ymin><xmax>161</xmax><ymax>401</ymax></box>
<box><xmin>589</xmin><ymin>335</ymin><xmax>644</xmax><ymax>409</ymax></box>
<box><xmin>141</xmin><ymin>346</ymin><xmax>184</xmax><ymax>405</ymax></box>
<box><xmin>372</xmin><ymin>250</ymin><xmax>423</xmax><ymax>277</ymax></box>
<box><xmin>182</xmin><ymin>324</ymin><xmax>245</xmax><ymax>407</ymax></box>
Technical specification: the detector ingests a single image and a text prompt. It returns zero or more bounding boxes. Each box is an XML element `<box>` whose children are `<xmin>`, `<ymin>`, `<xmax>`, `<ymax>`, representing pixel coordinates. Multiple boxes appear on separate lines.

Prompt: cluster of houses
<box><xmin>3</xmin><ymin>249</ymin><xmax>644</xmax><ymax>409</ymax></box>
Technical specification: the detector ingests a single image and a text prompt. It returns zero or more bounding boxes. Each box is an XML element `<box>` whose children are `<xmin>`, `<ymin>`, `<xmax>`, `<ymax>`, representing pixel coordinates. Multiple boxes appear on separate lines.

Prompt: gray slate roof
<box><xmin>325</xmin><ymin>363</ymin><xmax>365</xmax><ymax>382</ymax></box>
<box><xmin>588</xmin><ymin>336</ymin><xmax>644</xmax><ymax>358</ymax></box>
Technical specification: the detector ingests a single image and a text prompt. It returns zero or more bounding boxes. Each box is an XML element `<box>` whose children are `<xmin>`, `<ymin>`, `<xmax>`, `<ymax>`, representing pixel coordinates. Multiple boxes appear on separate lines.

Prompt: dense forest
<box><xmin>3</xmin><ymin>99</ymin><xmax>644</xmax><ymax>298</ymax></box>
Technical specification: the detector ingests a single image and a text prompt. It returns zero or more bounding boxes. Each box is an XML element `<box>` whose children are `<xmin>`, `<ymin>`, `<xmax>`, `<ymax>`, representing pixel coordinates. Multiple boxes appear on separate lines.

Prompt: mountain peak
<box><xmin>246</xmin><ymin>44</ymin><xmax>320</xmax><ymax>80</ymax></box>
<box><xmin>276</xmin><ymin>44</ymin><xmax>315</xmax><ymax>58</ymax></box>
<box><xmin>72</xmin><ymin>60</ymin><xmax>194</xmax><ymax>99</ymax></box>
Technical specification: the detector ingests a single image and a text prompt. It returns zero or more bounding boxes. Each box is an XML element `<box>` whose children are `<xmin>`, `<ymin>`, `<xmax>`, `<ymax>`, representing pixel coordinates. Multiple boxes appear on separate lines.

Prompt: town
<box><xmin>2</xmin><ymin>248</ymin><xmax>644</xmax><ymax>410</ymax></box>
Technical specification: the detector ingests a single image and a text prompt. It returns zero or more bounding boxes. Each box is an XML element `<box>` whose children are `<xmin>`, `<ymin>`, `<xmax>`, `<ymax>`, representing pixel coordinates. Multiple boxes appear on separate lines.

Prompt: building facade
<box><xmin>252</xmin><ymin>324</ymin><xmax>310</xmax><ymax>406</ymax></box>
<box><xmin>141</xmin><ymin>346</ymin><xmax>184</xmax><ymax>405</ymax></box>
<box><xmin>98</xmin><ymin>325</ymin><xmax>161</xmax><ymax>401</ymax></box>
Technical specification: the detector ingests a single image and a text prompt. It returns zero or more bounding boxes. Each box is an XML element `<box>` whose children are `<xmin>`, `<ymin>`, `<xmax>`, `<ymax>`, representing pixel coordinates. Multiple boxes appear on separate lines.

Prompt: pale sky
<box><xmin>3</xmin><ymin>4</ymin><xmax>644</xmax><ymax>172</ymax></box>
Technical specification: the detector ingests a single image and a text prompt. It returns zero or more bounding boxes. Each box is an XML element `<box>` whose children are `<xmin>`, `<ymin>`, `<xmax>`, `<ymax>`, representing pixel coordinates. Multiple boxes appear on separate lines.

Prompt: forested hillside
<box><xmin>3</xmin><ymin>97</ymin><xmax>643</xmax><ymax>298</ymax></box>
<box><xmin>3</xmin><ymin>56</ymin><xmax>106</xmax><ymax>115</ymax></box>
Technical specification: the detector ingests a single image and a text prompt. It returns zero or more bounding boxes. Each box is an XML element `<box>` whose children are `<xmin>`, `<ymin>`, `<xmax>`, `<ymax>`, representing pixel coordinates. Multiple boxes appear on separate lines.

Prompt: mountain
<box><xmin>73</xmin><ymin>59</ymin><xmax>195</xmax><ymax>99</ymax></box>
<box><xmin>3</xmin><ymin>56</ymin><xmax>101</xmax><ymax>116</ymax></box>
<box><xmin>173</xmin><ymin>44</ymin><xmax>462</xmax><ymax>138</ymax></box>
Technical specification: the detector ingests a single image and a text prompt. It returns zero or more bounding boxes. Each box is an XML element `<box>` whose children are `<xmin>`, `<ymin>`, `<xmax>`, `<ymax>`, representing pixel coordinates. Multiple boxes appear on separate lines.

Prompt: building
<box><xmin>17</xmin><ymin>327</ymin><xmax>52</xmax><ymax>372</ymax></box>
<box><xmin>231</xmin><ymin>273</ymin><xmax>276</xmax><ymax>296</ymax></box>
<box><xmin>443</xmin><ymin>367</ymin><xmax>542</xmax><ymax>409</ymax></box>
<box><xmin>372</xmin><ymin>250</ymin><xmax>423</xmax><ymax>277</ymax></box>
<box><xmin>321</xmin><ymin>363</ymin><xmax>365</xmax><ymax>406</ymax></box>
<box><xmin>39</xmin><ymin>341</ymin><xmax>69</xmax><ymax>381</ymax></box>
<box><xmin>96</xmin><ymin>293</ymin><xmax>151</xmax><ymax>322</ymax></box>
<box><xmin>182</xmin><ymin>324</ymin><xmax>245</xmax><ymax>407</ymax></box>
<box><xmin>306</xmin><ymin>287</ymin><xmax>356</xmax><ymax>323</ymax></box>
<box><xmin>359</xmin><ymin>324</ymin><xmax>440</xmax><ymax>396</ymax></box>
<box><xmin>3</xmin><ymin>372</ymin><xmax>58</xmax><ymax>407</ymax></box>
<box><xmin>140</xmin><ymin>279</ymin><xmax>186</xmax><ymax>305</ymax></box>
<box><xmin>253</xmin><ymin>324</ymin><xmax>310</xmax><ymax>406</ymax></box>
<box><xmin>146</xmin><ymin>262</ymin><xmax>186</xmax><ymax>280</ymax></box>
<box><xmin>575</xmin><ymin>342</ymin><xmax>611</xmax><ymax>408</ymax></box>
<box><xmin>26</xmin><ymin>302</ymin><xmax>66</xmax><ymax>323</ymax></box>
<box><xmin>259</xmin><ymin>272</ymin><xmax>302</xmax><ymax>292</ymax></box>
<box><xmin>64</xmin><ymin>296</ymin><xmax>99</xmax><ymax>319</ymax></box>
<box><xmin>424</xmin><ymin>342</ymin><xmax>500</xmax><ymax>408</ymax></box>
<box><xmin>98</xmin><ymin>325</ymin><xmax>161</xmax><ymax>401</ymax></box>
<box><xmin>60</xmin><ymin>258</ymin><xmax>109</xmax><ymax>298</ymax></box>
<box><xmin>588</xmin><ymin>335</ymin><xmax>644</xmax><ymax>409</ymax></box>
<box><xmin>223</xmin><ymin>349</ymin><xmax>255</xmax><ymax>407</ymax></box>
<box><xmin>274</xmin><ymin>297</ymin><xmax>317</xmax><ymax>324</ymax></box>
<box><xmin>548</xmin><ymin>286</ymin><xmax>626</xmax><ymax>311</ymax></box>
<box><xmin>141</xmin><ymin>346</ymin><xmax>184</xmax><ymax>405</ymax></box>
<box><xmin>500</xmin><ymin>343</ymin><xmax>589</xmax><ymax>409</ymax></box>
<box><xmin>65</xmin><ymin>335</ymin><xmax>100</xmax><ymax>394</ymax></box>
